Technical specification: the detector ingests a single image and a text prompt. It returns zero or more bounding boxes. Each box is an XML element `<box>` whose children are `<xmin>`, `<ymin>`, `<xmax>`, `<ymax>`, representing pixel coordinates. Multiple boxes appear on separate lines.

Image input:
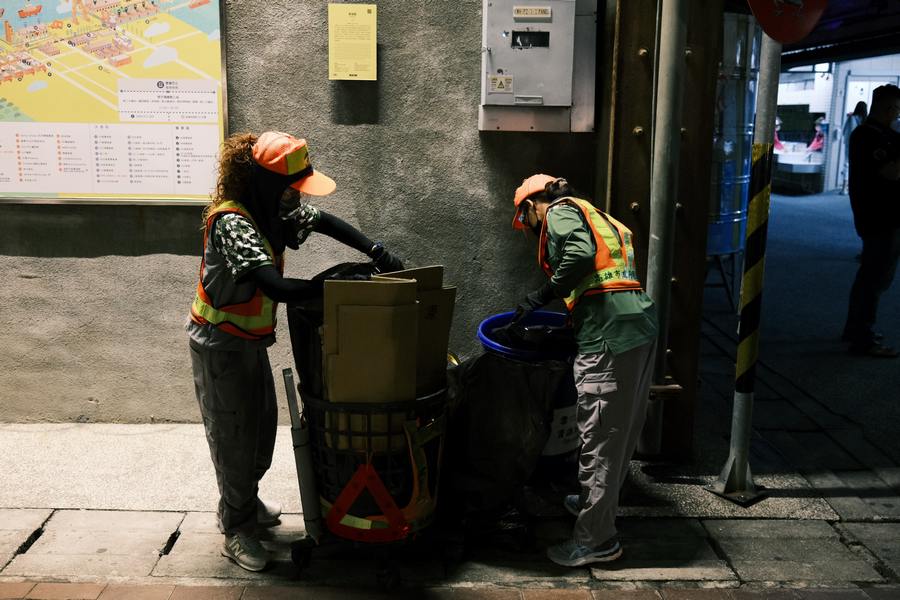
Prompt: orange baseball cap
<box><xmin>252</xmin><ymin>131</ymin><xmax>336</xmax><ymax>196</ymax></box>
<box><xmin>512</xmin><ymin>173</ymin><xmax>557</xmax><ymax>229</ymax></box>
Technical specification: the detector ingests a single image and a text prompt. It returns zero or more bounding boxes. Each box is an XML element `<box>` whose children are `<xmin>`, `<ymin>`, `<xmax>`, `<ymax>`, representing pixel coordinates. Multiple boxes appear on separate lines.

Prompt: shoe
<box><xmin>848</xmin><ymin>342</ymin><xmax>899</xmax><ymax>358</ymax></box>
<box><xmin>563</xmin><ymin>494</ymin><xmax>581</xmax><ymax>517</ymax></box>
<box><xmin>221</xmin><ymin>532</ymin><xmax>269</xmax><ymax>572</ymax></box>
<box><xmin>257</xmin><ymin>497</ymin><xmax>282</xmax><ymax>528</ymax></box>
<box><xmin>841</xmin><ymin>331</ymin><xmax>883</xmax><ymax>343</ymax></box>
<box><xmin>547</xmin><ymin>537</ymin><xmax>622</xmax><ymax>567</ymax></box>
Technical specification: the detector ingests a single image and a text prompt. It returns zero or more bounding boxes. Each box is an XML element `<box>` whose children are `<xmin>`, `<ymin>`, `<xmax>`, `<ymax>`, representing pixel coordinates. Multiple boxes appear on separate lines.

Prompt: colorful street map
<box><xmin>0</xmin><ymin>0</ymin><xmax>225</xmax><ymax>201</ymax></box>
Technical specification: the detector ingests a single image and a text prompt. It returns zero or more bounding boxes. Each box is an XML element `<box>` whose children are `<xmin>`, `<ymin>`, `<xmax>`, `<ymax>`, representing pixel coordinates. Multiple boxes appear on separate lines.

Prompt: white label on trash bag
<box><xmin>542</xmin><ymin>405</ymin><xmax>580</xmax><ymax>456</ymax></box>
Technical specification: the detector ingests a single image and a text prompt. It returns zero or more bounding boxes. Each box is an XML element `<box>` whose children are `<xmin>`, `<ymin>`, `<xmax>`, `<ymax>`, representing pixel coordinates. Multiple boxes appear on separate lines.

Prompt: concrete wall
<box><xmin>0</xmin><ymin>0</ymin><xmax>599</xmax><ymax>423</ymax></box>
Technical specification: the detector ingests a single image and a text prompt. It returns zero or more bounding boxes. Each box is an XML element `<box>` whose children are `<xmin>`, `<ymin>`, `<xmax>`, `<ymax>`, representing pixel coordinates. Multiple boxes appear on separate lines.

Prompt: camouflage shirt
<box><xmin>212</xmin><ymin>205</ymin><xmax>321</xmax><ymax>280</ymax></box>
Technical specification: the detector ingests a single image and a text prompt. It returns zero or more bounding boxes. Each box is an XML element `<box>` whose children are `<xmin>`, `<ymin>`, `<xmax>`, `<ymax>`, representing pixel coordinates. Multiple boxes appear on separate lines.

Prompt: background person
<box><xmin>807</xmin><ymin>117</ymin><xmax>826</xmax><ymax>153</ymax></box>
<box><xmin>842</xmin><ymin>101</ymin><xmax>868</xmax><ymax>194</ymax></box>
<box><xmin>509</xmin><ymin>175</ymin><xmax>657</xmax><ymax>567</ymax></box>
<box><xmin>187</xmin><ymin>131</ymin><xmax>402</xmax><ymax>571</ymax></box>
<box><xmin>842</xmin><ymin>85</ymin><xmax>900</xmax><ymax>357</ymax></box>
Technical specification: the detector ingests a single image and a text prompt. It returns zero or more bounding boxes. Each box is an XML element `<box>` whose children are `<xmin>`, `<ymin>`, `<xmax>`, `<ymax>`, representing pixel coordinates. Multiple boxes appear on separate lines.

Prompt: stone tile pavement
<box><xmin>1</xmin><ymin>506</ymin><xmax>899</xmax><ymax>596</ymax></box>
<box><xmin>2</xmin><ymin>581</ymin><xmax>900</xmax><ymax>599</ymax></box>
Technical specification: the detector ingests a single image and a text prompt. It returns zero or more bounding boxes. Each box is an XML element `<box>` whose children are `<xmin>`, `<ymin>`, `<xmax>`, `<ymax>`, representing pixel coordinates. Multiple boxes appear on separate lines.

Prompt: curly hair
<box><xmin>202</xmin><ymin>132</ymin><xmax>258</xmax><ymax>226</ymax></box>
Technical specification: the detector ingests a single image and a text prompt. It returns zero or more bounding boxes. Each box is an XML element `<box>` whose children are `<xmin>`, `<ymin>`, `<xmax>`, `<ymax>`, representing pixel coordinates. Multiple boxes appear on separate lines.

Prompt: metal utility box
<box><xmin>479</xmin><ymin>0</ymin><xmax>596</xmax><ymax>132</ymax></box>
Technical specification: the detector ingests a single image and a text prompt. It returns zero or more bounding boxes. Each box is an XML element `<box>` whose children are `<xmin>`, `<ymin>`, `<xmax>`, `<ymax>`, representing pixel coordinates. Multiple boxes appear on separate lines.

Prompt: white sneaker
<box><xmin>257</xmin><ymin>497</ymin><xmax>282</xmax><ymax>527</ymax></box>
<box><xmin>221</xmin><ymin>532</ymin><xmax>268</xmax><ymax>572</ymax></box>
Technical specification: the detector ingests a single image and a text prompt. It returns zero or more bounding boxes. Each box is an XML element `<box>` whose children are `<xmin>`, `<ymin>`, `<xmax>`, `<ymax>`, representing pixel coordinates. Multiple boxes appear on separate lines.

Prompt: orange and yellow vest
<box><xmin>538</xmin><ymin>197</ymin><xmax>642</xmax><ymax>310</ymax></box>
<box><xmin>189</xmin><ymin>200</ymin><xmax>284</xmax><ymax>341</ymax></box>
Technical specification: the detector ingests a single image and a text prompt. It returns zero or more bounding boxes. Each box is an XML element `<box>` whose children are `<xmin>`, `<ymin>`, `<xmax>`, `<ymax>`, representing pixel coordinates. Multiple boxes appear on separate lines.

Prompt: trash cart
<box><xmin>283</xmin><ymin>296</ymin><xmax>448</xmax><ymax>589</ymax></box>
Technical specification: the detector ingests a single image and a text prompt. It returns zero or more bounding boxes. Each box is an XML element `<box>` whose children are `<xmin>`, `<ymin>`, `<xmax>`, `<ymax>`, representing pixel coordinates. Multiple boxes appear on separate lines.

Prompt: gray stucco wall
<box><xmin>0</xmin><ymin>0</ymin><xmax>599</xmax><ymax>423</ymax></box>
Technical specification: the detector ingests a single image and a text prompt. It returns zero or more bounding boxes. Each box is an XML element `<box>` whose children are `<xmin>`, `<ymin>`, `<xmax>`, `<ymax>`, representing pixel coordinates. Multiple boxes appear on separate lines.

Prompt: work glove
<box><xmin>369</xmin><ymin>242</ymin><xmax>405</xmax><ymax>274</ymax></box>
<box><xmin>509</xmin><ymin>282</ymin><xmax>558</xmax><ymax>326</ymax></box>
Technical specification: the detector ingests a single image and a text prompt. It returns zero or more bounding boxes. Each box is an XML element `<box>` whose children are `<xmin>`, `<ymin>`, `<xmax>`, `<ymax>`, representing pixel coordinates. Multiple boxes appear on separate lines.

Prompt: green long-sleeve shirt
<box><xmin>544</xmin><ymin>203</ymin><xmax>658</xmax><ymax>355</ymax></box>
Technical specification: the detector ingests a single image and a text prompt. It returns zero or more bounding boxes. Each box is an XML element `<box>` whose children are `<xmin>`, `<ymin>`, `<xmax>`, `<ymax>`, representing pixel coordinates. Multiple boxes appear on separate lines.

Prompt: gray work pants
<box><xmin>189</xmin><ymin>343</ymin><xmax>278</xmax><ymax>535</ymax></box>
<box><xmin>572</xmin><ymin>341</ymin><xmax>656</xmax><ymax>547</ymax></box>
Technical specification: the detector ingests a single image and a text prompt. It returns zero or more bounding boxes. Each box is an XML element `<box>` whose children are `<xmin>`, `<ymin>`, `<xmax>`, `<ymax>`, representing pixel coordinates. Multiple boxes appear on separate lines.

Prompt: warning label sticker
<box><xmin>489</xmin><ymin>75</ymin><xmax>514</xmax><ymax>94</ymax></box>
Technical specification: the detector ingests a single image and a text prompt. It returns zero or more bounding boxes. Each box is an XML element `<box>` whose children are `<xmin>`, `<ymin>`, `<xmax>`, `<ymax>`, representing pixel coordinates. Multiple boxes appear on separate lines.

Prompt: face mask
<box><xmin>279</xmin><ymin>189</ymin><xmax>305</xmax><ymax>220</ymax></box>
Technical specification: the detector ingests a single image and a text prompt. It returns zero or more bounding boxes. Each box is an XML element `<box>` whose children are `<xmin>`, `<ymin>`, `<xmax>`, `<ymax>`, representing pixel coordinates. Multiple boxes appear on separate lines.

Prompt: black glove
<box><xmin>509</xmin><ymin>282</ymin><xmax>558</xmax><ymax>325</ymax></box>
<box><xmin>369</xmin><ymin>242</ymin><xmax>405</xmax><ymax>274</ymax></box>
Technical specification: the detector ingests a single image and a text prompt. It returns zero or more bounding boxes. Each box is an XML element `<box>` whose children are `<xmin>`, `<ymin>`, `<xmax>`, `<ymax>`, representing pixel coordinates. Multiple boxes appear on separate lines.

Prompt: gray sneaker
<box><xmin>547</xmin><ymin>537</ymin><xmax>622</xmax><ymax>567</ymax></box>
<box><xmin>221</xmin><ymin>532</ymin><xmax>268</xmax><ymax>572</ymax></box>
<box><xmin>563</xmin><ymin>494</ymin><xmax>581</xmax><ymax>517</ymax></box>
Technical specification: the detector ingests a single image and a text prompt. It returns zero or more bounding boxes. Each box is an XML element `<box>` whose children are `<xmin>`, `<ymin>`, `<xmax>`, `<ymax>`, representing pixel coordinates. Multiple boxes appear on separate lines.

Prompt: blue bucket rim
<box><xmin>477</xmin><ymin>310</ymin><xmax>570</xmax><ymax>361</ymax></box>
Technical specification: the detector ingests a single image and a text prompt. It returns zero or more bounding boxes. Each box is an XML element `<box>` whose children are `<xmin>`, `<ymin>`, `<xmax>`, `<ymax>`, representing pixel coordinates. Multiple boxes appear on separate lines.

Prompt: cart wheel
<box><xmin>375</xmin><ymin>563</ymin><xmax>401</xmax><ymax>591</ymax></box>
<box><xmin>290</xmin><ymin>543</ymin><xmax>312</xmax><ymax>570</ymax></box>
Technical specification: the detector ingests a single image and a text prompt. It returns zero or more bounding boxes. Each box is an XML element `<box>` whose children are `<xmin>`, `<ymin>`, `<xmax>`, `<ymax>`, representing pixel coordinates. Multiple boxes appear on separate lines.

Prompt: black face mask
<box><xmin>241</xmin><ymin>164</ymin><xmax>301</xmax><ymax>255</ymax></box>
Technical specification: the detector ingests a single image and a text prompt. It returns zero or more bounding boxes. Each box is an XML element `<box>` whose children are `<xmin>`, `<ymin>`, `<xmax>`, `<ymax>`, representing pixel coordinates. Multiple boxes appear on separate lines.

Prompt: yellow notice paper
<box><xmin>328</xmin><ymin>3</ymin><xmax>378</xmax><ymax>81</ymax></box>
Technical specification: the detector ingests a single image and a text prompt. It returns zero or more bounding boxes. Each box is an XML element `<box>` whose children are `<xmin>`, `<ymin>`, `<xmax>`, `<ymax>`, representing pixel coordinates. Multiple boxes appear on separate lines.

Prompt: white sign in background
<box><xmin>0</xmin><ymin>121</ymin><xmax>218</xmax><ymax>197</ymax></box>
<box><xmin>118</xmin><ymin>79</ymin><xmax>219</xmax><ymax>124</ymax></box>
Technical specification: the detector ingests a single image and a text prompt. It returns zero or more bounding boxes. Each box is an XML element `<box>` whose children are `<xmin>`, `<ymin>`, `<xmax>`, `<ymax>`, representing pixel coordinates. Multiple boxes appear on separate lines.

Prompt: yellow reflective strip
<box><xmin>746</xmin><ymin>186</ymin><xmax>770</xmax><ymax>238</ymax></box>
<box><xmin>191</xmin><ymin>301</ymin><xmax>275</xmax><ymax>330</ymax></box>
<box><xmin>738</xmin><ymin>258</ymin><xmax>766</xmax><ymax>311</ymax></box>
<box><xmin>319</xmin><ymin>499</ymin><xmax>384</xmax><ymax>530</ymax></box>
<box><xmin>567</xmin><ymin>266</ymin><xmax>640</xmax><ymax>305</ymax></box>
<box><xmin>284</xmin><ymin>145</ymin><xmax>310</xmax><ymax>175</ymax></box>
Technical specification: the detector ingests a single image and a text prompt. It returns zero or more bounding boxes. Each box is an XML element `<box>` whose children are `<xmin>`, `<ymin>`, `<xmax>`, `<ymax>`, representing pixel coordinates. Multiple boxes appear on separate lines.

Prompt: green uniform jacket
<box><xmin>544</xmin><ymin>204</ymin><xmax>658</xmax><ymax>355</ymax></box>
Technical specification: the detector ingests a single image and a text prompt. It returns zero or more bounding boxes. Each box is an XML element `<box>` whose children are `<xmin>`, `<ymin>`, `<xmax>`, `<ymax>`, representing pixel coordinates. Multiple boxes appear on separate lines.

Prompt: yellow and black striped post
<box><xmin>736</xmin><ymin>143</ymin><xmax>774</xmax><ymax>395</ymax></box>
<box><xmin>710</xmin><ymin>141</ymin><xmax>774</xmax><ymax>506</ymax></box>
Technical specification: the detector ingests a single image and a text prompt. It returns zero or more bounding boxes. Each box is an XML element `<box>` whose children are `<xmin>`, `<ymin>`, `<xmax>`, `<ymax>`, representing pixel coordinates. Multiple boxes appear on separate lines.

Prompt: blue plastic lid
<box><xmin>477</xmin><ymin>310</ymin><xmax>571</xmax><ymax>361</ymax></box>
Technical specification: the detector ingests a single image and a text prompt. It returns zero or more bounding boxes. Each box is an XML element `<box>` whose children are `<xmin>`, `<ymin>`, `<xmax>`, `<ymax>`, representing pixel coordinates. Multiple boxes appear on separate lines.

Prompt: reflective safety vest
<box><xmin>538</xmin><ymin>197</ymin><xmax>642</xmax><ymax>310</ymax></box>
<box><xmin>189</xmin><ymin>200</ymin><xmax>284</xmax><ymax>340</ymax></box>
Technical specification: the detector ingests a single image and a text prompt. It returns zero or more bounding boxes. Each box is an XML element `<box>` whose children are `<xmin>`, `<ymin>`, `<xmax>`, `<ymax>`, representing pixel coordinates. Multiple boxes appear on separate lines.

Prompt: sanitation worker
<box><xmin>509</xmin><ymin>175</ymin><xmax>657</xmax><ymax>566</ymax></box>
<box><xmin>187</xmin><ymin>131</ymin><xmax>403</xmax><ymax>571</ymax></box>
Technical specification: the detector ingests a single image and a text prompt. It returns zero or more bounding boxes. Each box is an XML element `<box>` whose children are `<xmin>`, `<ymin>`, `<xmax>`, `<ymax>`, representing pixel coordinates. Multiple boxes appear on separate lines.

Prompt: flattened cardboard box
<box><xmin>323</xmin><ymin>279</ymin><xmax>418</xmax><ymax>451</ymax></box>
<box><xmin>322</xmin><ymin>269</ymin><xmax>455</xmax><ymax>450</ymax></box>
<box><xmin>323</xmin><ymin>278</ymin><xmax>418</xmax><ymax>404</ymax></box>
<box><xmin>375</xmin><ymin>266</ymin><xmax>457</xmax><ymax>396</ymax></box>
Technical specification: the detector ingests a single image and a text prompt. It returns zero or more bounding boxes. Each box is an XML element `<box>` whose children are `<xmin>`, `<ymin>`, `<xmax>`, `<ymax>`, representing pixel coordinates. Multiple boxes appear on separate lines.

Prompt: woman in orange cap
<box><xmin>510</xmin><ymin>175</ymin><xmax>657</xmax><ymax>567</ymax></box>
<box><xmin>187</xmin><ymin>131</ymin><xmax>403</xmax><ymax>572</ymax></box>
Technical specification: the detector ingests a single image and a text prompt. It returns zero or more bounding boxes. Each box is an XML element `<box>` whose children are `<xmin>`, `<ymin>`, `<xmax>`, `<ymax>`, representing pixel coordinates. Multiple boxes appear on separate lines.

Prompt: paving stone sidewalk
<box><xmin>2</xmin><ymin>582</ymin><xmax>900</xmax><ymax>599</ymax></box>
<box><xmin>1</xmin><ymin>507</ymin><xmax>899</xmax><ymax>595</ymax></box>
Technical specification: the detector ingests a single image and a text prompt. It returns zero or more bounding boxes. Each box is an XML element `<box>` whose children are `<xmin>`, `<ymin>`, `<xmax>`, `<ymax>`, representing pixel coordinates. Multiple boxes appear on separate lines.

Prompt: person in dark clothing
<box><xmin>187</xmin><ymin>131</ymin><xmax>403</xmax><ymax>571</ymax></box>
<box><xmin>842</xmin><ymin>85</ymin><xmax>900</xmax><ymax>357</ymax></box>
<box><xmin>842</xmin><ymin>101</ymin><xmax>868</xmax><ymax>194</ymax></box>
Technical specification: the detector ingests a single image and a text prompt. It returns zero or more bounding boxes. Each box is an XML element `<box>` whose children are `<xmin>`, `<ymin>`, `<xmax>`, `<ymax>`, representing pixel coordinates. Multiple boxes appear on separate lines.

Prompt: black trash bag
<box><xmin>491</xmin><ymin>322</ymin><xmax>576</xmax><ymax>357</ymax></box>
<box><xmin>443</xmin><ymin>351</ymin><xmax>571</xmax><ymax>517</ymax></box>
<box><xmin>286</xmin><ymin>262</ymin><xmax>379</xmax><ymax>398</ymax></box>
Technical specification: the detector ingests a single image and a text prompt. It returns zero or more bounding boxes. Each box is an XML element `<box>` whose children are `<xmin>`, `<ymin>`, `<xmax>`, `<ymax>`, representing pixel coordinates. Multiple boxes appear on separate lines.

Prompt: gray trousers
<box><xmin>572</xmin><ymin>341</ymin><xmax>656</xmax><ymax>547</ymax></box>
<box><xmin>189</xmin><ymin>343</ymin><xmax>278</xmax><ymax>535</ymax></box>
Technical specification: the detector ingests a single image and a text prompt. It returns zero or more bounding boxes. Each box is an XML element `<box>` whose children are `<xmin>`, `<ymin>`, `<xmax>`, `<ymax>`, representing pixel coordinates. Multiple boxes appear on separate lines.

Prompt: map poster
<box><xmin>0</xmin><ymin>0</ymin><xmax>226</xmax><ymax>203</ymax></box>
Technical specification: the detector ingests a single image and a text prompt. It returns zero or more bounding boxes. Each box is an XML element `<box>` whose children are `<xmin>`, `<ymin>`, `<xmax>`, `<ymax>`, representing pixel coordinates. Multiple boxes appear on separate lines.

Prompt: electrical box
<box><xmin>479</xmin><ymin>0</ymin><xmax>596</xmax><ymax>132</ymax></box>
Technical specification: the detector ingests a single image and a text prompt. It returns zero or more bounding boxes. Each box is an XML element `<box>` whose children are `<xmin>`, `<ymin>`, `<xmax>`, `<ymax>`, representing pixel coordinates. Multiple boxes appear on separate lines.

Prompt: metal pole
<box><xmin>754</xmin><ymin>34</ymin><xmax>781</xmax><ymax>146</ymax></box>
<box><xmin>282</xmin><ymin>368</ymin><xmax>325</xmax><ymax>542</ymax></box>
<box><xmin>638</xmin><ymin>0</ymin><xmax>688</xmax><ymax>455</ymax></box>
<box><xmin>709</xmin><ymin>32</ymin><xmax>781</xmax><ymax>506</ymax></box>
